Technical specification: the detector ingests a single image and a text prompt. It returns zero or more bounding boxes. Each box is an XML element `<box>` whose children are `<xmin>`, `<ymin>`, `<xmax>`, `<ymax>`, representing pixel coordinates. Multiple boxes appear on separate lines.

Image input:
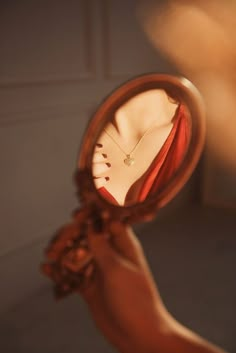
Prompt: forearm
<box><xmin>116</xmin><ymin>310</ymin><xmax>227</xmax><ymax>353</ymax></box>
<box><xmin>152</xmin><ymin>312</ymin><xmax>227</xmax><ymax>353</ymax></box>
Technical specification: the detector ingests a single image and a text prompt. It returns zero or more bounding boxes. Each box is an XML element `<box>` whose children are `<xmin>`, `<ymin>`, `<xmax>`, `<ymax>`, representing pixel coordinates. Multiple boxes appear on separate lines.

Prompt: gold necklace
<box><xmin>104</xmin><ymin>125</ymin><xmax>155</xmax><ymax>166</ymax></box>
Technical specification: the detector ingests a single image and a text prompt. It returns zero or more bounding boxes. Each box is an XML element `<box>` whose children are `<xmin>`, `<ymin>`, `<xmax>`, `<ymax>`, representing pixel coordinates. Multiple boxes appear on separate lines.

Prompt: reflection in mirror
<box><xmin>92</xmin><ymin>89</ymin><xmax>191</xmax><ymax>206</ymax></box>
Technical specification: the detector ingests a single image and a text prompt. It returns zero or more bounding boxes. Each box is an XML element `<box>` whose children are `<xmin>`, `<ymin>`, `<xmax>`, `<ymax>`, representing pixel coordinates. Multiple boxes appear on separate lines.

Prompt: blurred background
<box><xmin>0</xmin><ymin>1</ymin><xmax>235</xmax><ymax>352</ymax></box>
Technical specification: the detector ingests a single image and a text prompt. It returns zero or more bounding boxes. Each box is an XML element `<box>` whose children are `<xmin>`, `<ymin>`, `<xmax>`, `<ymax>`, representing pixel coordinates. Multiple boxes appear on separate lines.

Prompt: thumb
<box><xmin>87</xmin><ymin>223</ymin><xmax>122</xmax><ymax>272</ymax></box>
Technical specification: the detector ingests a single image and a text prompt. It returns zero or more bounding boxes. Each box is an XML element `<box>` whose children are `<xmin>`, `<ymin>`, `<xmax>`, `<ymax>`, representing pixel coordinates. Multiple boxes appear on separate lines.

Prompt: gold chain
<box><xmin>104</xmin><ymin>125</ymin><xmax>156</xmax><ymax>166</ymax></box>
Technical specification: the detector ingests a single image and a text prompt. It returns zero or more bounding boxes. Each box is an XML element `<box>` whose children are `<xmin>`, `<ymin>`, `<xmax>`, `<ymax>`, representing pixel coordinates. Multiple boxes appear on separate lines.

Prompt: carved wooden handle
<box><xmin>41</xmin><ymin>208</ymin><xmax>95</xmax><ymax>299</ymax></box>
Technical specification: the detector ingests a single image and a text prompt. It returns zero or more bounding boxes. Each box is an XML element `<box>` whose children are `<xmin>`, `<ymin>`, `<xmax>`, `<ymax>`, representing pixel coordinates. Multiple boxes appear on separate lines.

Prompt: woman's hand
<box><xmin>79</xmin><ymin>220</ymin><xmax>166</xmax><ymax>353</ymax></box>
<box><xmin>42</xmin><ymin>215</ymin><xmax>227</xmax><ymax>353</ymax></box>
<box><xmin>79</xmin><ymin>220</ymin><xmax>227</xmax><ymax>353</ymax></box>
<box><xmin>92</xmin><ymin>143</ymin><xmax>111</xmax><ymax>189</ymax></box>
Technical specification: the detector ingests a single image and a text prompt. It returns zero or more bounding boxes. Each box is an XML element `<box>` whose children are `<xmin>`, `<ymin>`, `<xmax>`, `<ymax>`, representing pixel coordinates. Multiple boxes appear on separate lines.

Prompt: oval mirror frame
<box><xmin>76</xmin><ymin>73</ymin><xmax>205</xmax><ymax>223</ymax></box>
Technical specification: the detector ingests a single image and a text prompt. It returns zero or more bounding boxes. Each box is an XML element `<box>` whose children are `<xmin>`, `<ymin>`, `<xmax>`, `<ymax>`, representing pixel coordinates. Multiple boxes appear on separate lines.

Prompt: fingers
<box><xmin>93</xmin><ymin>144</ymin><xmax>110</xmax><ymax>168</ymax></box>
<box><xmin>86</xmin><ymin>219</ymin><xmax>148</xmax><ymax>271</ymax></box>
<box><xmin>87</xmin><ymin>223</ymin><xmax>124</xmax><ymax>272</ymax></box>
<box><xmin>92</xmin><ymin>153</ymin><xmax>110</xmax><ymax>176</ymax></box>
<box><xmin>94</xmin><ymin>176</ymin><xmax>110</xmax><ymax>189</ymax></box>
<box><xmin>92</xmin><ymin>144</ymin><xmax>111</xmax><ymax>189</ymax></box>
<box><xmin>93</xmin><ymin>149</ymin><xmax>107</xmax><ymax>163</ymax></box>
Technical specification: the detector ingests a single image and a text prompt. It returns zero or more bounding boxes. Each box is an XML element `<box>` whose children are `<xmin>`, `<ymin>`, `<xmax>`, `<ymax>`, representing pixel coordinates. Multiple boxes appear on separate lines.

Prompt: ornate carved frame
<box><xmin>76</xmin><ymin>73</ymin><xmax>205</xmax><ymax>223</ymax></box>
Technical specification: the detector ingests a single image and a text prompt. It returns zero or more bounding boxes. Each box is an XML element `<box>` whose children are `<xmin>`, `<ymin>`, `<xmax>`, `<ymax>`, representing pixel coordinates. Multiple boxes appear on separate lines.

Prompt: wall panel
<box><xmin>102</xmin><ymin>0</ymin><xmax>174</xmax><ymax>78</ymax></box>
<box><xmin>0</xmin><ymin>0</ymin><xmax>95</xmax><ymax>85</ymax></box>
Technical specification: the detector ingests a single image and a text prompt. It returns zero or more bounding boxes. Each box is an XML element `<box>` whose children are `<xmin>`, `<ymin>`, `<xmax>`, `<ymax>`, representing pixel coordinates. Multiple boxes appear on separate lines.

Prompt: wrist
<box><xmin>120</xmin><ymin>305</ymin><xmax>172</xmax><ymax>353</ymax></box>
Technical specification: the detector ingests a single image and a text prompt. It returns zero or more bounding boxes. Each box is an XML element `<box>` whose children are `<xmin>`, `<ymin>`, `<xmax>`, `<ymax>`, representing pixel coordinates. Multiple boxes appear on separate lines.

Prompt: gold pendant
<box><xmin>124</xmin><ymin>155</ymin><xmax>135</xmax><ymax>166</ymax></box>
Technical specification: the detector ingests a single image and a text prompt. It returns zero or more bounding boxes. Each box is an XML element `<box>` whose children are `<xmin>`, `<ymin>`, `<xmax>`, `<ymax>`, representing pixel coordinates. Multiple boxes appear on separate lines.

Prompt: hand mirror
<box><xmin>42</xmin><ymin>73</ymin><xmax>205</xmax><ymax>298</ymax></box>
<box><xmin>77</xmin><ymin>73</ymin><xmax>205</xmax><ymax>222</ymax></box>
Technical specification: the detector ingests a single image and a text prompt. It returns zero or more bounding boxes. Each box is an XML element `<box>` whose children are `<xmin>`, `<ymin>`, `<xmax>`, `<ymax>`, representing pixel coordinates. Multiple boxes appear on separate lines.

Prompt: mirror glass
<box><xmin>91</xmin><ymin>88</ymin><xmax>191</xmax><ymax>206</ymax></box>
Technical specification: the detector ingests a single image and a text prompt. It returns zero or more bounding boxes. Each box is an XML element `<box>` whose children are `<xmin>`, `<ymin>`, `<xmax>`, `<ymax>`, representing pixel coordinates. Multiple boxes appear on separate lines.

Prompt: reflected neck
<box><xmin>109</xmin><ymin>89</ymin><xmax>178</xmax><ymax>143</ymax></box>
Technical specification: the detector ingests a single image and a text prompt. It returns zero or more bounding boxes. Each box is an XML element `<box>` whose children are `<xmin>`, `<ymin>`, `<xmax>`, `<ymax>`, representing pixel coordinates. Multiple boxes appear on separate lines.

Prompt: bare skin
<box><xmin>92</xmin><ymin>89</ymin><xmax>179</xmax><ymax>205</ymax></box>
<box><xmin>79</xmin><ymin>220</ymin><xmax>227</xmax><ymax>353</ymax></box>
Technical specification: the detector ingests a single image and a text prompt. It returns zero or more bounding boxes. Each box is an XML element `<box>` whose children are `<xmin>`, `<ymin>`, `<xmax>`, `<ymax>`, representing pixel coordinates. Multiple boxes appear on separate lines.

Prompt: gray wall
<box><xmin>0</xmin><ymin>1</ymin><xmax>235</xmax><ymax>352</ymax></box>
<box><xmin>0</xmin><ymin>0</ymin><xmax>177</xmax><ymax>312</ymax></box>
